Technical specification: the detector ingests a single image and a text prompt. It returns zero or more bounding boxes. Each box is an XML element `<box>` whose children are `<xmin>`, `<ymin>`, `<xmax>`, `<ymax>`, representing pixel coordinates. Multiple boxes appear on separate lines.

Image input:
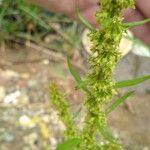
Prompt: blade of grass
<box><xmin>106</xmin><ymin>91</ymin><xmax>134</xmax><ymax>115</ymax></box>
<box><xmin>19</xmin><ymin>5</ymin><xmax>49</xmax><ymax>29</ymax></box>
<box><xmin>67</xmin><ymin>57</ymin><xmax>91</xmax><ymax>94</ymax></box>
<box><xmin>67</xmin><ymin>57</ymin><xmax>82</xmax><ymax>83</ymax></box>
<box><xmin>56</xmin><ymin>138</ymin><xmax>81</xmax><ymax>150</ymax></box>
<box><xmin>19</xmin><ymin>5</ymin><xmax>74</xmax><ymax>45</ymax></box>
<box><xmin>114</xmin><ymin>75</ymin><xmax>150</xmax><ymax>89</ymax></box>
<box><xmin>73</xmin><ymin>105</ymin><xmax>82</xmax><ymax>119</ymax></box>
<box><xmin>124</xmin><ymin>18</ymin><xmax>150</xmax><ymax>28</ymax></box>
<box><xmin>76</xmin><ymin>7</ymin><xmax>95</xmax><ymax>30</ymax></box>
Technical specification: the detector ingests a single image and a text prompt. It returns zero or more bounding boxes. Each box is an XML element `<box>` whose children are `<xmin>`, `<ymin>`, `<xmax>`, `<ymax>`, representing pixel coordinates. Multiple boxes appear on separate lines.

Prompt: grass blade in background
<box><xmin>19</xmin><ymin>5</ymin><xmax>74</xmax><ymax>45</ymax></box>
<box><xmin>73</xmin><ymin>105</ymin><xmax>82</xmax><ymax>119</ymax></box>
<box><xmin>114</xmin><ymin>75</ymin><xmax>150</xmax><ymax>88</ymax></box>
<box><xmin>106</xmin><ymin>91</ymin><xmax>134</xmax><ymax>115</ymax></box>
<box><xmin>56</xmin><ymin>138</ymin><xmax>81</xmax><ymax>150</ymax></box>
<box><xmin>67</xmin><ymin>57</ymin><xmax>82</xmax><ymax>84</ymax></box>
<box><xmin>67</xmin><ymin>58</ymin><xmax>90</xmax><ymax>94</ymax></box>
<box><xmin>19</xmin><ymin>5</ymin><xmax>49</xmax><ymax>29</ymax></box>
<box><xmin>76</xmin><ymin>7</ymin><xmax>95</xmax><ymax>30</ymax></box>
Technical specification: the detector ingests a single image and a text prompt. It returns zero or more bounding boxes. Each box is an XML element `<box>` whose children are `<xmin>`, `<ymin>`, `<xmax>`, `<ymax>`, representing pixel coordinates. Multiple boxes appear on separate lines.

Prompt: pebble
<box><xmin>21</xmin><ymin>73</ymin><xmax>30</xmax><ymax>79</ymax></box>
<box><xmin>0</xmin><ymin>86</ymin><xmax>6</xmax><ymax>102</ymax></box>
<box><xmin>143</xmin><ymin>147</ymin><xmax>149</xmax><ymax>150</ymax></box>
<box><xmin>0</xmin><ymin>128</ymin><xmax>14</xmax><ymax>142</ymax></box>
<box><xmin>50</xmin><ymin>137</ymin><xmax>57</xmax><ymax>147</ymax></box>
<box><xmin>19</xmin><ymin>115</ymin><xmax>36</xmax><ymax>128</ymax></box>
<box><xmin>23</xmin><ymin>132</ymin><xmax>38</xmax><ymax>145</ymax></box>
<box><xmin>0</xmin><ymin>69</ymin><xmax>19</xmax><ymax>80</ymax></box>
<box><xmin>27</xmin><ymin>79</ymin><xmax>38</xmax><ymax>87</ymax></box>
<box><xmin>3</xmin><ymin>90</ymin><xmax>21</xmax><ymax>104</ymax></box>
<box><xmin>42</xmin><ymin>115</ymin><xmax>50</xmax><ymax>123</ymax></box>
<box><xmin>42</xmin><ymin>59</ymin><xmax>49</xmax><ymax>65</ymax></box>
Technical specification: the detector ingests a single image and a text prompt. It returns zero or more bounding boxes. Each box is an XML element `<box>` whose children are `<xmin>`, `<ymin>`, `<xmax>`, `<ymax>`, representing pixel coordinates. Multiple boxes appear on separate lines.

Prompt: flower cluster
<box><xmin>81</xmin><ymin>0</ymin><xmax>134</xmax><ymax>149</ymax></box>
<box><xmin>49</xmin><ymin>83</ymin><xmax>77</xmax><ymax>138</ymax></box>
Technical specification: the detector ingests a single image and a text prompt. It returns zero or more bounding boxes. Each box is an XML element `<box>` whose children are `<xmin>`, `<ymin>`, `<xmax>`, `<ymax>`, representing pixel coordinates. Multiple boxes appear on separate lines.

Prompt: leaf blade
<box><xmin>67</xmin><ymin>57</ymin><xmax>91</xmax><ymax>94</ymax></box>
<box><xmin>106</xmin><ymin>91</ymin><xmax>134</xmax><ymax>115</ymax></box>
<box><xmin>56</xmin><ymin>138</ymin><xmax>81</xmax><ymax>150</ymax></box>
<box><xmin>73</xmin><ymin>105</ymin><xmax>82</xmax><ymax>119</ymax></box>
<box><xmin>76</xmin><ymin>7</ymin><xmax>95</xmax><ymax>30</ymax></box>
<box><xmin>67</xmin><ymin>57</ymin><xmax>82</xmax><ymax>84</ymax></box>
<box><xmin>124</xmin><ymin>18</ymin><xmax>150</xmax><ymax>28</ymax></box>
<box><xmin>114</xmin><ymin>75</ymin><xmax>150</xmax><ymax>89</ymax></box>
<box><xmin>19</xmin><ymin>5</ymin><xmax>48</xmax><ymax>29</ymax></box>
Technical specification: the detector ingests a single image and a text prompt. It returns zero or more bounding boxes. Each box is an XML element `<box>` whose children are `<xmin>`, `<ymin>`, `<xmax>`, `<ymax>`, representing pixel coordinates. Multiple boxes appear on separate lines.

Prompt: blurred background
<box><xmin>0</xmin><ymin>0</ymin><xmax>150</xmax><ymax>150</ymax></box>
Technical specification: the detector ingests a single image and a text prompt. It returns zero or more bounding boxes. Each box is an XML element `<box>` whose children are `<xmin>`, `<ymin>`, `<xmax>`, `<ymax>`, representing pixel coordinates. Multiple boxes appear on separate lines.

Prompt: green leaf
<box><xmin>19</xmin><ymin>5</ymin><xmax>49</xmax><ymax>29</ymax></box>
<box><xmin>67</xmin><ymin>57</ymin><xmax>91</xmax><ymax>94</ymax></box>
<box><xmin>106</xmin><ymin>91</ymin><xmax>134</xmax><ymax>115</ymax></box>
<box><xmin>76</xmin><ymin>7</ymin><xmax>95</xmax><ymax>30</ymax></box>
<box><xmin>124</xmin><ymin>18</ymin><xmax>150</xmax><ymax>28</ymax></box>
<box><xmin>73</xmin><ymin>105</ymin><xmax>82</xmax><ymax>119</ymax></box>
<box><xmin>56</xmin><ymin>138</ymin><xmax>81</xmax><ymax>150</ymax></box>
<box><xmin>114</xmin><ymin>75</ymin><xmax>150</xmax><ymax>88</ymax></box>
<box><xmin>67</xmin><ymin>57</ymin><xmax>82</xmax><ymax>84</ymax></box>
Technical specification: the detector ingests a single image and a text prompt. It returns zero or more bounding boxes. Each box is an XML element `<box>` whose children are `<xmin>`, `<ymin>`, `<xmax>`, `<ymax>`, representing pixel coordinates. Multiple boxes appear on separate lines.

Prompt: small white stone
<box><xmin>4</xmin><ymin>90</ymin><xmax>21</xmax><ymax>104</ymax></box>
<box><xmin>0</xmin><ymin>69</ymin><xmax>19</xmax><ymax>80</ymax></box>
<box><xmin>42</xmin><ymin>59</ymin><xmax>49</xmax><ymax>65</ymax></box>
<box><xmin>50</xmin><ymin>137</ymin><xmax>57</xmax><ymax>146</ymax></box>
<box><xmin>0</xmin><ymin>86</ymin><xmax>6</xmax><ymax>102</ymax></box>
<box><xmin>21</xmin><ymin>73</ymin><xmax>30</xmax><ymax>79</ymax></box>
<box><xmin>19</xmin><ymin>115</ymin><xmax>35</xmax><ymax>128</ymax></box>
<box><xmin>24</xmin><ymin>132</ymin><xmax>38</xmax><ymax>145</ymax></box>
<box><xmin>42</xmin><ymin>115</ymin><xmax>50</xmax><ymax>123</ymax></box>
<box><xmin>143</xmin><ymin>147</ymin><xmax>149</xmax><ymax>150</ymax></box>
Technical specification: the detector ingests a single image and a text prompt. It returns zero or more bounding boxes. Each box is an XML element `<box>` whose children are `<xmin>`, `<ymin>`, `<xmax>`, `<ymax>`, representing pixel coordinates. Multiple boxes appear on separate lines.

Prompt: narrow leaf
<box><xmin>67</xmin><ymin>58</ymin><xmax>91</xmax><ymax>94</ymax></box>
<box><xmin>124</xmin><ymin>18</ymin><xmax>150</xmax><ymax>28</ymax></box>
<box><xmin>67</xmin><ymin>57</ymin><xmax>82</xmax><ymax>84</ymax></box>
<box><xmin>73</xmin><ymin>105</ymin><xmax>82</xmax><ymax>119</ymax></box>
<box><xmin>76</xmin><ymin>7</ymin><xmax>95</xmax><ymax>30</ymax></box>
<box><xmin>106</xmin><ymin>91</ymin><xmax>134</xmax><ymax>115</ymax></box>
<box><xmin>56</xmin><ymin>138</ymin><xmax>81</xmax><ymax>150</ymax></box>
<box><xmin>114</xmin><ymin>75</ymin><xmax>150</xmax><ymax>88</ymax></box>
<box><xmin>19</xmin><ymin>5</ymin><xmax>49</xmax><ymax>29</ymax></box>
